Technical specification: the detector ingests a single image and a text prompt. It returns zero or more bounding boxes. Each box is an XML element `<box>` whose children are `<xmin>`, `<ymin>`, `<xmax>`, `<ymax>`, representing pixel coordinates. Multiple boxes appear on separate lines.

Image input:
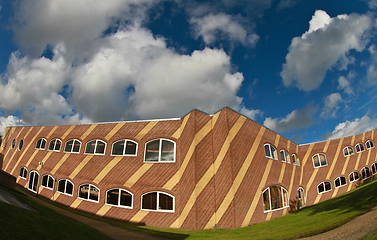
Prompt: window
<box><xmin>312</xmin><ymin>153</ymin><xmax>328</xmax><ymax>168</ymax></box>
<box><xmin>48</xmin><ymin>139</ymin><xmax>62</xmax><ymax>152</ymax></box>
<box><xmin>28</xmin><ymin>171</ymin><xmax>39</xmax><ymax>193</ymax></box>
<box><xmin>262</xmin><ymin>185</ymin><xmax>289</xmax><ymax>212</ymax></box>
<box><xmin>64</xmin><ymin>139</ymin><xmax>81</xmax><ymax>153</ymax></box>
<box><xmin>318</xmin><ymin>181</ymin><xmax>332</xmax><ymax>194</ymax></box>
<box><xmin>292</xmin><ymin>154</ymin><xmax>300</xmax><ymax>166</ymax></box>
<box><xmin>355</xmin><ymin>143</ymin><xmax>365</xmax><ymax>153</ymax></box>
<box><xmin>11</xmin><ymin>139</ymin><xmax>16</xmax><ymax>149</ymax></box>
<box><xmin>264</xmin><ymin>143</ymin><xmax>277</xmax><ymax>160</ymax></box>
<box><xmin>78</xmin><ymin>184</ymin><xmax>100</xmax><ymax>202</ymax></box>
<box><xmin>366</xmin><ymin>140</ymin><xmax>374</xmax><ymax>150</ymax></box>
<box><xmin>334</xmin><ymin>176</ymin><xmax>347</xmax><ymax>188</ymax></box>
<box><xmin>372</xmin><ymin>163</ymin><xmax>377</xmax><ymax>175</ymax></box>
<box><xmin>349</xmin><ymin>171</ymin><xmax>360</xmax><ymax>183</ymax></box>
<box><xmin>280</xmin><ymin>150</ymin><xmax>290</xmax><ymax>163</ymax></box>
<box><xmin>141</xmin><ymin>191</ymin><xmax>174</xmax><ymax>212</ymax></box>
<box><xmin>297</xmin><ymin>187</ymin><xmax>305</xmax><ymax>208</ymax></box>
<box><xmin>144</xmin><ymin>139</ymin><xmax>175</xmax><ymax>162</ymax></box>
<box><xmin>35</xmin><ymin>138</ymin><xmax>47</xmax><ymax>150</ymax></box>
<box><xmin>57</xmin><ymin>179</ymin><xmax>74</xmax><ymax>196</ymax></box>
<box><xmin>361</xmin><ymin>167</ymin><xmax>371</xmax><ymax>180</ymax></box>
<box><xmin>106</xmin><ymin>188</ymin><xmax>133</xmax><ymax>208</ymax></box>
<box><xmin>19</xmin><ymin>167</ymin><xmax>27</xmax><ymax>179</ymax></box>
<box><xmin>18</xmin><ymin>139</ymin><xmax>24</xmax><ymax>151</ymax></box>
<box><xmin>343</xmin><ymin>146</ymin><xmax>354</xmax><ymax>157</ymax></box>
<box><xmin>41</xmin><ymin>175</ymin><xmax>54</xmax><ymax>190</ymax></box>
<box><xmin>85</xmin><ymin>140</ymin><xmax>106</xmax><ymax>155</ymax></box>
<box><xmin>111</xmin><ymin>139</ymin><xmax>137</xmax><ymax>156</ymax></box>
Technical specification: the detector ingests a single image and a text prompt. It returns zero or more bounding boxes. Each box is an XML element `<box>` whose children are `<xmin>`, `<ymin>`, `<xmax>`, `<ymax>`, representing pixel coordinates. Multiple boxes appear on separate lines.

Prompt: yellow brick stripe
<box><xmin>204</xmin><ymin>127</ymin><xmax>265</xmax><ymax>229</ymax></box>
<box><xmin>36</xmin><ymin>152</ymin><xmax>53</xmax><ymax>171</ymax></box>
<box><xmin>70</xmin><ymin>199</ymin><xmax>83</xmax><ymax>208</ymax></box>
<box><xmin>124</xmin><ymin>164</ymin><xmax>154</xmax><ymax>188</ymax></box>
<box><xmin>366</xmin><ymin>149</ymin><xmax>372</xmax><ymax>165</ymax></box>
<box><xmin>62</xmin><ymin>125</ymin><xmax>76</xmax><ymax>140</ymax></box>
<box><xmin>130</xmin><ymin>211</ymin><xmax>149</xmax><ymax>223</ymax></box>
<box><xmin>105</xmin><ymin>123</ymin><xmax>125</xmax><ymax>141</ymax></box>
<box><xmin>283</xmin><ymin>165</ymin><xmax>297</xmax><ymax>215</ymax></box>
<box><xmin>325</xmin><ymin>138</ymin><xmax>343</xmax><ymax>180</ymax></box>
<box><xmin>135</xmin><ymin>122</ymin><xmax>158</xmax><ymax>140</ymax></box>
<box><xmin>341</xmin><ymin>136</ymin><xmax>355</xmax><ymax>175</ymax></box>
<box><xmin>93</xmin><ymin>157</ymin><xmax>123</xmax><ymax>184</ymax></box>
<box><xmin>80</xmin><ymin>124</ymin><xmax>98</xmax><ymax>140</ymax></box>
<box><xmin>97</xmin><ymin>205</ymin><xmax>112</xmax><ymax>216</ymax></box>
<box><xmin>69</xmin><ymin>155</ymin><xmax>93</xmax><ymax>179</ymax></box>
<box><xmin>299</xmin><ymin>144</ymin><xmax>314</xmax><ymax>185</ymax></box>
<box><xmin>4</xmin><ymin>127</ymin><xmax>27</xmax><ymax>171</ymax></box>
<box><xmin>51</xmin><ymin>154</ymin><xmax>70</xmax><ymax>175</ymax></box>
<box><xmin>172</xmin><ymin>113</ymin><xmax>191</xmax><ymax>139</ymax></box>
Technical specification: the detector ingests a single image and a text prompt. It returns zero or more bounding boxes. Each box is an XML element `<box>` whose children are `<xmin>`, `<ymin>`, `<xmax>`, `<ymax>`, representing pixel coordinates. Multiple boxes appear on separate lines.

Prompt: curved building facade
<box><xmin>0</xmin><ymin>107</ymin><xmax>375</xmax><ymax>230</ymax></box>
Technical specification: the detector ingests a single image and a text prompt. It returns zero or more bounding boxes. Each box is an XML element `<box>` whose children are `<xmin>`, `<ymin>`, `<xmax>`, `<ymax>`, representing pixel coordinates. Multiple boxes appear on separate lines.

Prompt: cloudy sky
<box><xmin>0</xmin><ymin>0</ymin><xmax>377</xmax><ymax>144</ymax></box>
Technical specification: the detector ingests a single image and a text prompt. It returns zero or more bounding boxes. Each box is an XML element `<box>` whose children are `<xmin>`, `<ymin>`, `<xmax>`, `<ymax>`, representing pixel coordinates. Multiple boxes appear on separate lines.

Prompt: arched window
<box><xmin>19</xmin><ymin>167</ymin><xmax>27</xmax><ymax>179</ymax></box>
<box><xmin>28</xmin><ymin>171</ymin><xmax>39</xmax><ymax>193</ymax></box>
<box><xmin>78</xmin><ymin>184</ymin><xmax>100</xmax><ymax>202</ymax></box>
<box><xmin>41</xmin><ymin>175</ymin><xmax>54</xmax><ymax>190</ymax></box>
<box><xmin>372</xmin><ymin>163</ymin><xmax>377</xmax><ymax>175</ymax></box>
<box><xmin>292</xmin><ymin>154</ymin><xmax>300</xmax><ymax>166</ymax></box>
<box><xmin>343</xmin><ymin>146</ymin><xmax>354</xmax><ymax>157</ymax></box>
<box><xmin>349</xmin><ymin>171</ymin><xmax>359</xmax><ymax>183</ymax></box>
<box><xmin>85</xmin><ymin>140</ymin><xmax>106</xmax><ymax>155</ymax></box>
<box><xmin>317</xmin><ymin>181</ymin><xmax>332</xmax><ymax>194</ymax></box>
<box><xmin>334</xmin><ymin>176</ymin><xmax>347</xmax><ymax>188</ymax></box>
<box><xmin>35</xmin><ymin>138</ymin><xmax>47</xmax><ymax>150</ymax></box>
<box><xmin>48</xmin><ymin>139</ymin><xmax>62</xmax><ymax>152</ymax></box>
<box><xmin>361</xmin><ymin>167</ymin><xmax>371</xmax><ymax>180</ymax></box>
<box><xmin>64</xmin><ymin>139</ymin><xmax>81</xmax><ymax>153</ymax></box>
<box><xmin>57</xmin><ymin>179</ymin><xmax>74</xmax><ymax>196</ymax></box>
<box><xmin>141</xmin><ymin>191</ymin><xmax>174</xmax><ymax>212</ymax></box>
<box><xmin>355</xmin><ymin>143</ymin><xmax>365</xmax><ymax>153</ymax></box>
<box><xmin>106</xmin><ymin>188</ymin><xmax>133</xmax><ymax>208</ymax></box>
<box><xmin>18</xmin><ymin>139</ymin><xmax>24</xmax><ymax>151</ymax></box>
<box><xmin>264</xmin><ymin>143</ymin><xmax>277</xmax><ymax>160</ymax></box>
<box><xmin>11</xmin><ymin>139</ymin><xmax>16</xmax><ymax>149</ymax></box>
<box><xmin>111</xmin><ymin>139</ymin><xmax>137</xmax><ymax>156</ymax></box>
<box><xmin>366</xmin><ymin>140</ymin><xmax>374</xmax><ymax>150</ymax></box>
<box><xmin>280</xmin><ymin>149</ymin><xmax>290</xmax><ymax>163</ymax></box>
<box><xmin>262</xmin><ymin>185</ymin><xmax>289</xmax><ymax>212</ymax></box>
<box><xmin>297</xmin><ymin>187</ymin><xmax>305</xmax><ymax>208</ymax></box>
<box><xmin>312</xmin><ymin>153</ymin><xmax>327</xmax><ymax>168</ymax></box>
<box><xmin>144</xmin><ymin>139</ymin><xmax>175</xmax><ymax>162</ymax></box>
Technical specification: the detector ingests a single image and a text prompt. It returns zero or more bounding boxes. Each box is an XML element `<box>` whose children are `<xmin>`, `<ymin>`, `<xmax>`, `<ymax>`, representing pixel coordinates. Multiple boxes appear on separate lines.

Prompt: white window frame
<box><xmin>19</xmin><ymin>167</ymin><xmax>27</xmax><ymax>179</ymax></box>
<box><xmin>41</xmin><ymin>174</ymin><xmax>55</xmax><ymax>190</ymax></box>
<box><xmin>361</xmin><ymin>167</ymin><xmax>371</xmax><ymax>180</ymax></box>
<box><xmin>64</xmin><ymin>139</ymin><xmax>82</xmax><ymax>154</ymax></box>
<box><xmin>57</xmin><ymin>179</ymin><xmax>74</xmax><ymax>196</ymax></box>
<box><xmin>262</xmin><ymin>185</ymin><xmax>289</xmax><ymax>212</ymax></box>
<box><xmin>292</xmin><ymin>154</ymin><xmax>300</xmax><ymax>166</ymax></box>
<box><xmin>355</xmin><ymin>143</ymin><xmax>365</xmax><ymax>153</ymax></box>
<box><xmin>35</xmin><ymin>138</ymin><xmax>47</xmax><ymax>150</ymax></box>
<box><xmin>111</xmin><ymin>139</ymin><xmax>138</xmax><ymax>157</ymax></box>
<box><xmin>48</xmin><ymin>139</ymin><xmax>62</xmax><ymax>152</ymax></box>
<box><xmin>280</xmin><ymin>149</ymin><xmax>290</xmax><ymax>163</ymax></box>
<box><xmin>28</xmin><ymin>170</ymin><xmax>40</xmax><ymax>194</ymax></box>
<box><xmin>343</xmin><ymin>146</ymin><xmax>354</xmax><ymax>157</ymax></box>
<box><xmin>144</xmin><ymin>139</ymin><xmax>176</xmax><ymax>163</ymax></box>
<box><xmin>105</xmin><ymin>188</ymin><xmax>133</xmax><ymax>209</ymax></box>
<box><xmin>317</xmin><ymin>181</ymin><xmax>332</xmax><ymax>194</ymax></box>
<box><xmin>141</xmin><ymin>191</ymin><xmax>175</xmax><ymax>212</ymax></box>
<box><xmin>371</xmin><ymin>163</ymin><xmax>377</xmax><ymax>175</ymax></box>
<box><xmin>312</xmin><ymin>153</ymin><xmax>328</xmax><ymax>168</ymax></box>
<box><xmin>85</xmin><ymin>139</ymin><xmax>107</xmax><ymax>155</ymax></box>
<box><xmin>78</xmin><ymin>183</ymin><xmax>100</xmax><ymax>203</ymax></box>
<box><xmin>334</xmin><ymin>176</ymin><xmax>347</xmax><ymax>188</ymax></box>
<box><xmin>297</xmin><ymin>187</ymin><xmax>305</xmax><ymax>208</ymax></box>
<box><xmin>366</xmin><ymin>140</ymin><xmax>374</xmax><ymax>150</ymax></box>
<box><xmin>349</xmin><ymin>171</ymin><xmax>360</xmax><ymax>183</ymax></box>
<box><xmin>264</xmin><ymin>143</ymin><xmax>278</xmax><ymax>160</ymax></box>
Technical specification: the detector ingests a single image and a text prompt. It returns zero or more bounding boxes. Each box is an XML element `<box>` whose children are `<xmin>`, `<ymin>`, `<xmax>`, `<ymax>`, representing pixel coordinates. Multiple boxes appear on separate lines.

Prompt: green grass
<box><xmin>3</xmin><ymin>178</ymin><xmax>377</xmax><ymax>239</ymax></box>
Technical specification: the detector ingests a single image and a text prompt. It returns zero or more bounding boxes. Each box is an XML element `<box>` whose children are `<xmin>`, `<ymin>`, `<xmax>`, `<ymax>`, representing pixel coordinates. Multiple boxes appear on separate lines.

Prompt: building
<box><xmin>0</xmin><ymin>107</ymin><xmax>375</xmax><ymax>230</ymax></box>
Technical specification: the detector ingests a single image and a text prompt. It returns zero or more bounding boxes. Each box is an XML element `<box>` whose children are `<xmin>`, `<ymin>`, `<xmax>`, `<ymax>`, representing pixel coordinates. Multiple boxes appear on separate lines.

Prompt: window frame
<box><xmin>35</xmin><ymin>138</ymin><xmax>47</xmax><ymax>150</ymax></box>
<box><xmin>334</xmin><ymin>176</ymin><xmax>347</xmax><ymax>188</ymax></box>
<box><xmin>312</xmin><ymin>153</ymin><xmax>328</xmax><ymax>168</ymax></box>
<box><xmin>292</xmin><ymin>154</ymin><xmax>300</xmax><ymax>166</ymax></box>
<box><xmin>297</xmin><ymin>187</ymin><xmax>305</xmax><ymax>209</ymax></box>
<box><xmin>105</xmin><ymin>188</ymin><xmax>133</xmax><ymax>209</ymax></box>
<box><xmin>355</xmin><ymin>143</ymin><xmax>365</xmax><ymax>153</ymax></box>
<box><xmin>317</xmin><ymin>181</ymin><xmax>332</xmax><ymax>194</ymax></box>
<box><xmin>111</xmin><ymin>139</ymin><xmax>138</xmax><ymax>157</ymax></box>
<box><xmin>11</xmin><ymin>139</ymin><xmax>16</xmax><ymax>149</ymax></box>
<box><xmin>144</xmin><ymin>138</ymin><xmax>176</xmax><ymax>163</ymax></box>
<box><xmin>28</xmin><ymin>170</ymin><xmax>40</xmax><ymax>194</ymax></box>
<box><xmin>361</xmin><ymin>167</ymin><xmax>371</xmax><ymax>180</ymax></box>
<box><xmin>48</xmin><ymin>138</ymin><xmax>62</xmax><ymax>152</ymax></box>
<box><xmin>64</xmin><ymin>139</ymin><xmax>82</xmax><ymax>154</ymax></box>
<box><xmin>264</xmin><ymin>143</ymin><xmax>278</xmax><ymax>160</ymax></box>
<box><xmin>343</xmin><ymin>146</ymin><xmax>354</xmax><ymax>157</ymax></box>
<box><xmin>262</xmin><ymin>185</ymin><xmax>289</xmax><ymax>212</ymax></box>
<box><xmin>78</xmin><ymin>183</ymin><xmax>100</xmax><ymax>203</ymax></box>
<box><xmin>371</xmin><ymin>163</ymin><xmax>377</xmax><ymax>175</ymax></box>
<box><xmin>366</xmin><ymin>140</ymin><xmax>374</xmax><ymax>150</ymax></box>
<box><xmin>349</xmin><ymin>171</ymin><xmax>360</xmax><ymax>183</ymax></box>
<box><xmin>41</xmin><ymin>174</ymin><xmax>55</xmax><ymax>190</ymax></box>
<box><xmin>57</xmin><ymin>179</ymin><xmax>74</xmax><ymax>196</ymax></box>
<box><xmin>18</xmin><ymin>139</ymin><xmax>24</xmax><ymax>151</ymax></box>
<box><xmin>141</xmin><ymin>191</ymin><xmax>175</xmax><ymax>212</ymax></box>
<box><xmin>85</xmin><ymin>139</ymin><xmax>107</xmax><ymax>155</ymax></box>
<box><xmin>19</xmin><ymin>167</ymin><xmax>27</xmax><ymax>179</ymax></box>
<box><xmin>280</xmin><ymin>149</ymin><xmax>291</xmax><ymax>163</ymax></box>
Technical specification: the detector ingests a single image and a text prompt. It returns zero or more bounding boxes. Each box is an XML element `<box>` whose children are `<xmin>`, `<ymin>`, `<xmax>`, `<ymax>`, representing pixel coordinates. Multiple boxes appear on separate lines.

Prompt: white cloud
<box><xmin>281</xmin><ymin>10</ymin><xmax>372</xmax><ymax>91</ymax></box>
<box><xmin>320</xmin><ymin>93</ymin><xmax>343</xmax><ymax>119</ymax></box>
<box><xmin>323</xmin><ymin>115</ymin><xmax>376</xmax><ymax>140</ymax></box>
<box><xmin>337</xmin><ymin>76</ymin><xmax>354</xmax><ymax>95</ymax></box>
<box><xmin>190</xmin><ymin>13</ymin><xmax>259</xmax><ymax>47</ymax></box>
<box><xmin>366</xmin><ymin>0</ymin><xmax>377</xmax><ymax>9</ymax></box>
<box><xmin>0</xmin><ymin>116</ymin><xmax>24</xmax><ymax>136</ymax></box>
<box><xmin>263</xmin><ymin>103</ymin><xmax>317</xmax><ymax>133</ymax></box>
<box><xmin>239</xmin><ymin>107</ymin><xmax>262</xmax><ymax>120</ymax></box>
<box><xmin>276</xmin><ymin>0</ymin><xmax>301</xmax><ymax>11</ymax></box>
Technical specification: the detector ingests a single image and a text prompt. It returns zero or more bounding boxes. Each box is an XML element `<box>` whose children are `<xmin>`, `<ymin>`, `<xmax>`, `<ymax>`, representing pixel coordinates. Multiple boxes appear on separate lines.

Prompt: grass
<box><xmin>2</xmin><ymin>178</ymin><xmax>377</xmax><ymax>239</ymax></box>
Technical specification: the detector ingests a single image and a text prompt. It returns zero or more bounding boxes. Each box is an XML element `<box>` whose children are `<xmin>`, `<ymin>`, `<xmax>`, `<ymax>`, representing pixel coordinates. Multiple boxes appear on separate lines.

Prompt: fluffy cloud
<box><xmin>323</xmin><ymin>115</ymin><xmax>376</xmax><ymax>140</ymax></box>
<box><xmin>263</xmin><ymin>103</ymin><xmax>317</xmax><ymax>133</ymax></box>
<box><xmin>281</xmin><ymin>10</ymin><xmax>372</xmax><ymax>91</ymax></box>
<box><xmin>239</xmin><ymin>107</ymin><xmax>262</xmax><ymax>120</ymax></box>
<box><xmin>320</xmin><ymin>93</ymin><xmax>343</xmax><ymax>119</ymax></box>
<box><xmin>337</xmin><ymin>76</ymin><xmax>354</xmax><ymax>95</ymax></box>
<box><xmin>190</xmin><ymin>13</ymin><xmax>259</xmax><ymax>47</ymax></box>
<box><xmin>0</xmin><ymin>116</ymin><xmax>24</xmax><ymax>137</ymax></box>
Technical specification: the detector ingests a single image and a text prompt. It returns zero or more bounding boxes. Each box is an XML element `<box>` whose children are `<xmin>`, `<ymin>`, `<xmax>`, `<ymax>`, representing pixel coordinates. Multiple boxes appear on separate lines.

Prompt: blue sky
<box><xmin>0</xmin><ymin>0</ymin><xmax>377</xmax><ymax>144</ymax></box>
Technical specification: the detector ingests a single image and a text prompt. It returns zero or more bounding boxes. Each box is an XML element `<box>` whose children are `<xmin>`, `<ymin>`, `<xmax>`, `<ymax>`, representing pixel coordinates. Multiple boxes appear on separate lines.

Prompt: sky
<box><xmin>0</xmin><ymin>0</ymin><xmax>377</xmax><ymax>144</ymax></box>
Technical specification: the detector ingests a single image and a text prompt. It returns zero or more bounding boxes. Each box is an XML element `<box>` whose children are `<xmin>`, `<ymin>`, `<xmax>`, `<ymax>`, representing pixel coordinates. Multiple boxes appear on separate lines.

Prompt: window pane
<box><xmin>65</xmin><ymin>140</ymin><xmax>73</xmax><ymax>152</ymax></box>
<box><xmin>319</xmin><ymin>154</ymin><xmax>327</xmax><ymax>166</ymax></box>
<box><xmin>335</xmin><ymin>178</ymin><xmax>340</xmax><ymax>187</ymax></box>
<box><xmin>142</xmin><ymin>192</ymin><xmax>157</xmax><ymax>210</ymax></box>
<box><xmin>58</xmin><ymin>180</ymin><xmax>66</xmax><ymax>192</ymax></box>
<box><xmin>120</xmin><ymin>190</ymin><xmax>132</xmax><ymax>207</ymax></box>
<box><xmin>112</xmin><ymin>140</ymin><xmax>124</xmax><ymax>155</ymax></box>
<box><xmin>145</xmin><ymin>140</ymin><xmax>160</xmax><ymax>162</ymax></box>
<box><xmin>85</xmin><ymin>141</ymin><xmax>96</xmax><ymax>154</ymax></box>
<box><xmin>355</xmin><ymin>172</ymin><xmax>359</xmax><ymax>180</ymax></box>
<box><xmin>161</xmin><ymin>140</ymin><xmax>174</xmax><ymax>161</ymax></box>
<box><xmin>66</xmin><ymin>181</ymin><xmax>73</xmax><ymax>195</ymax></box>
<box><xmin>18</xmin><ymin>140</ymin><xmax>24</xmax><ymax>150</ymax></box>
<box><xmin>318</xmin><ymin>183</ymin><xmax>324</xmax><ymax>193</ymax></box>
<box><xmin>125</xmin><ymin>141</ymin><xmax>137</xmax><ymax>155</ymax></box>
<box><xmin>42</xmin><ymin>175</ymin><xmax>48</xmax><ymax>187</ymax></box>
<box><xmin>270</xmin><ymin>186</ymin><xmax>282</xmax><ymax>210</ymax></box>
<box><xmin>41</xmin><ymin>139</ymin><xmax>46</xmax><ymax>149</ymax></box>
<box><xmin>89</xmin><ymin>186</ymin><xmax>99</xmax><ymax>201</ymax></box>
<box><xmin>360</xmin><ymin>144</ymin><xmax>365</xmax><ymax>151</ymax></box>
<box><xmin>263</xmin><ymin>189</ymin><xmax>270</xmax><ymax>211</ymax></box>
<box><xmin>264</xmin><ymin>145</ymin><xmax>271</xmax><ymax>157</ymax></box>
<box><xmin>28</xmin><ymin>172</ymin><xmax>34</xmax><ymax>190</ymax></box>
<box><xmin>48</xmin><ymin>140</ymin><xmax>55</xmax><ymax>150</ymax></box>
<box><xmin>95</xmin><ymin>141</ymin><xmax>105</xmax><ymax>154</ymax></box>
<box><xmin>107</xmin><ymin>189</ymin><xmax>120</xmax><ymax>205</ymax></box>
<box><xmin>280</xmin><ymin>151</ymin><xmax>285</xmax><ymax>161</ymax></box>
<box><xmin>159</xmin><ymin>193</ymin><xmax>173</xmax><ymax>210</ymax></box>
<box><xmin>313</xmin><ymin>155</ymin><xmax>320</xmax><ymax>167</ymax></box>
<box><xmin>324</xmin><ymin>182</ymin><xmax>331</xmax><ymax>191</ymax></box>
<box><xmin>48</xmin><ymin>176</ymin><xmax>54</xmax><ymax>189</ymax></box>
<box><xmin>340</xmin><ymin>176</ymin><xmax>346</xmax><ymax>185</ymax></box>
<box><xmin>79</xmin><ymin>185</ymin><xmax>89</xmax><ymax>199</ymax></box>
<box><xmin>36</xmin><ymin>139</ymin><xmax>41</xmax><ymax>149</ymax></box>
<box><xmin>271</xmin><ymin>146</ymin><xmax>277</xmax><ymax>159</ymax></box>
<box><xmin>73</xmin><ymin>141</ymin><xmax>81</xmax><ymax>153</ymax></box>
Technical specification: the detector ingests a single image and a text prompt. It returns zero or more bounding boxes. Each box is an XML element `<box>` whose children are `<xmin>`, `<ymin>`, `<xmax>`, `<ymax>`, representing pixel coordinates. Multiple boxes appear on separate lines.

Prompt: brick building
<box><xmin>0</xmin><ymin>107</ymin><xmax>375</xmax><ymax>230</ymax></box>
